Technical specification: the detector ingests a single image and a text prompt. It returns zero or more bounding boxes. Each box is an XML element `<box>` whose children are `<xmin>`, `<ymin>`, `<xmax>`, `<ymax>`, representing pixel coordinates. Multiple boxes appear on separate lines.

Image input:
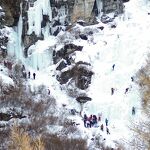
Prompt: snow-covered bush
<box><xmin>42</xmin><ymin>133</ymin><xmax>87</xmax><ymax>150</ymax></box>
<box><xmin>136</xmin><ymin>54</ymin><xmax>150</xmax><ymax>108</ymax></box>
<box><xmin>129</xmin><ymin>54</ymin><xmax>150</xmax><ymax>150</ymax></box>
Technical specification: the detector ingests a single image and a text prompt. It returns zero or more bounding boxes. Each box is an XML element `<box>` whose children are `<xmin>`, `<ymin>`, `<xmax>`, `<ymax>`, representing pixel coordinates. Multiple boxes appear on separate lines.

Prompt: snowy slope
<box><xmin>4</xmin><ymin>0</ymin><xmax>150</xmax><ymax>149</ymax></box>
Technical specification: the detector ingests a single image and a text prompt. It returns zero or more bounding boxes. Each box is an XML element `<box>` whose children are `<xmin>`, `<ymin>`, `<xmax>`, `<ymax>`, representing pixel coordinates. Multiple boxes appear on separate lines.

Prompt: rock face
<box><xmin>0</xmin><ymin>33</ymin><xmax>8</xmax><ymax>58</ymax></box>
<box><xmin>51</xmin><ymin>0</ymin><xmax>124</xmax><ymax>24</ymax></box>
<box><xmin>102</xmin><ymin>0</ymin><xmax>124</xmax><ymax>14</ymax></box>
<box><xmin>0</xmin><ymin>0</ymin><xmax>21</xmax><ymax>27</ymax></box>
<box><xmin>53</xmin><ymin>43</ymin><xmax>83</xmax><ymax>64</ymax></box>
<box><xmin>72</xmin><ymin>0</ymin><xmax>95</xmax><ymax>23</ymax></box>
<box><xmin>57</xmin><ymin>61</ymin><xmax>93</xmax><ymax>90</ymax></box>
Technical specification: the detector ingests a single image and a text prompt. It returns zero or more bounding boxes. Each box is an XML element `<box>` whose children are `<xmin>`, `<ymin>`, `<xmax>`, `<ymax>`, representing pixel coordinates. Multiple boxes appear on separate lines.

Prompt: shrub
<box><xmin>9</xmin><ymin>125</ymin><xmax>44</xmax><ymax>150</ymax></box>
<box><xmin>42</xmin><ymin>133</ymin><xmax>87</xmax><ymax>150</ymax></box>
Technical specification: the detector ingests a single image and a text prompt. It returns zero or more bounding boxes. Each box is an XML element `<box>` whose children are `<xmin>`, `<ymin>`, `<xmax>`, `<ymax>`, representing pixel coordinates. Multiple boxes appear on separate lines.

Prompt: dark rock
<box><xmin>111</xmin><ymin>24</ymin><xmax>117</xmax><ymax>28</ymax></box>
<box><xmin>53</xmin><ymin>44</ymin><xmax>83</xmax><ymax>64</ymax></box>
<box><xmin>0</xmin><ymin>32</ymin><xmax>8</xmax><ymax>58</ymax></box>
<box><xmin>88</xmin><ymin>31</ymin><xmax>93</xmax><ymax>35</ymax></box>
<box><xmin>123</xmin><ymin>0</ymin><xmax>130</xmax><ymax>2</ymax></box>
<box><xmin>98</xmin><ymin>26</ymin><xmax>104</xmax><ymax>30</ymax></box>
<box><xmin>56</xmin><ymin>60</ymin><xmax>67</xmax><ymax>71</ymax></box>
<box><xmin>52</xmin><ymin>7</ymin><xmax>58</xmax><ymax>18</ymax></box>
<box><xmin>57</xmin><ymin>70</ymin><xmax>73</xmax><ymax>84</ymax></box>
<box><xmin>53</xmin><ymin>27</ymin><xmax>61</xmax><ymax>36</ymax></box>
<box><xmin>77</xmin><ymin>20</ymin><xmax>88</xmax><ymax>26</ymax></box>
<box><xmin>102</xmin><ymin>0</ymin><xmax>124</xmax><ymax>14</ymax></box>
<box><xmin>52</xmin><ymin>19</ymin><xmax>61</xmax><ymax>27</ymax></box>
<box><xmin>101</xmin><ymin>15</ymin><xmax>114</xmax><ymax>24</ymax></box>
<box><xmin>74</xmin><ymin>66</ymin><xmax>93</xmax><ymax>90</ymax></box>
<box><xmin>0</xmin><ymin>113</ymin><xmax>11</xmax><ymax>121</ymax></box>
<box><xmin>57</xmin><ymin>61</ymin><xmax>93</xmax><ymax>89</ymax></box>
<box><xmin>65</xmin><ymin>56</ymin><xmax>71</xmax><ymax>65</ymax></box>
<box><xmin>76</xmin><ymin>96</ymin><xmax>92</xmax><ymax>103</ymax></box>
<box><xmin>79</xmin><ymin>34</ymin><xmax>88</xmax><ymax>40</ymax></box>
<box><xmin>22</xmin><ymin>1</ymin><xmax>29</xmax><ymax>43</ymax></box>
<box><xmin>41</xmin><ymin>15</ymin><xmax>49</xmax><ymax>28</ymax></box>
<box><xmin>0</xmin><ymin>0</ymin><xmax>22</xmax><ymax>26</ymax></box>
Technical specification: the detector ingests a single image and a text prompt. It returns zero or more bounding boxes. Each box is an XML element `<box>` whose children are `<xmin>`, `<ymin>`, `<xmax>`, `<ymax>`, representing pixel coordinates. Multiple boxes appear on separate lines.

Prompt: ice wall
<box><xmin>28</xmin><ymin>0</ymin><xmax>52</xmax><ymax>37</ymax></box>
<box><xmin>96</xmin><ymin>0</ymin><xmax>103</xmax><ymax>16</ymax></box>
<box><xmin>26</xmin><ymin>0</ymin><xmax>54</xmax><ymax>70</ymax></box>
<box><xmin>7</xmin><ymin>0</ymin><xmax>55</xmax><ymax>71</ymax></box>
<box><xmin>25</xmin><ymin>36</ymin><xmax>57</xmax><ymax>70</ymax></box>
<box><xmin>7</xmin><ymin>3</ymin><xmax>23</xmax><ymax>60</ymax></box>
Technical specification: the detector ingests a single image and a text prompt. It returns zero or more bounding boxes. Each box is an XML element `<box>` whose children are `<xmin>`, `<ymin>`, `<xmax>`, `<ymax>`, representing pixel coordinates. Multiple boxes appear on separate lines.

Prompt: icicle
<box><xmin>17</xmin><ymin>3</ymin><xmax>23</xmax><ymax>60</ymax></box>
<box><xmin>7</xmin><ymin>2</ymin><xmax>23</xmax><ymax>60</ymax></box>
<box><xmin>96</xmin><ymin>0</ymin><xmax>103</xmax><ymax>17</ymax></box>
<box><xmin>27</xmin><ymin>0</ymin><xmax>52</xmax><ymax>37</ymax></box>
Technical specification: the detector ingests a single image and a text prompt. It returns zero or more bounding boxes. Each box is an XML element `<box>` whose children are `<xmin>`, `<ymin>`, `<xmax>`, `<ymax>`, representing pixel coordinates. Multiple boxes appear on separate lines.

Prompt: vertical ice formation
<box><xmin>96</xmin><ymin>0</ymin><xmax>103</xmax><ymax>16</ymax></box>
<box><xmin>26</xmin><ymin>0</ymin><xmax>55</xmax><ymax>70</ymax></box>
<box><xmin>7</xmin><ymin>3</ymin><xmax>23</xmax><ymax>60</ymax></box>
<box><xmin>28</xmin><ymin>0</ymin><xmax>52</xmax><ymax>37</ymax></box>
<box><xmin>25</xmin><ymin>36</ymin><xmax>57</xmax><ymax>70</ymax></box>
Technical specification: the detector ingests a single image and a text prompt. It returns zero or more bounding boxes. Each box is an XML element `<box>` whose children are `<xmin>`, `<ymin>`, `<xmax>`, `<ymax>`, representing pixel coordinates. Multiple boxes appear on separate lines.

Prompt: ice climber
<box><xmin>112</xmin><ymin>64</ymin><xmax>115</xmax><ymax>71</ymax></box>
<box><xmin>132</xmin><ymin>107</ymin><xmax>135</xmax><ymax>115</ymax></box>
<box><xmin>28</xmin><ymin>71</ymin><xmax>30</xmax><ymax>78</ymax></box>
<box><xmin>83</xmin><ymin>114</ymin><xmax>87</xmax><ymax>127</ymax></box>
<box><xmin>105</xmin><ymin>118</ymin><xmax>108</xmax><ymax>126</ymax></box>
<box><xmin>111</xmin><ymin>88</ymin><xmax>115</xmax><ymax>95</ymax></box>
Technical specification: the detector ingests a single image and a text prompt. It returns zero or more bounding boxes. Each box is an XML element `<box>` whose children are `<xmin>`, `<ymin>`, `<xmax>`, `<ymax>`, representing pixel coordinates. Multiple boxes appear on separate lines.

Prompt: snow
<box><xmin>0</xmin><ymin>65</ymin><xmax>13</xmax><ymax>85</ymax></box>
<box><xmin>4</xmin><ymin>0</ymin><xmax>150</xmax><ymax>149</ymax></box>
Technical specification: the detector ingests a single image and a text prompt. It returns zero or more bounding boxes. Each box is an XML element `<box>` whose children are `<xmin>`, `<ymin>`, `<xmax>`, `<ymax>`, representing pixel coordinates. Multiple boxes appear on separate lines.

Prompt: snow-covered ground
<box><xmin>2</xmin><ymin>0</ymin><xmax>150</xmax><ymax>149</ymax></box>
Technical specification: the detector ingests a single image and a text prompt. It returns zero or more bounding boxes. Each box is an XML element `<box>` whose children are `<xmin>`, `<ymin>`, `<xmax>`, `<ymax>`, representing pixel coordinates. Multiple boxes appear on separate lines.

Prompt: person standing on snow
<box><xmin>92</xmin><ymin>115</ymin><xmax>97</xmax><ymax>125</ymax></box>
<box><xmin>106</xmin><ymin>127</ymin><xmax>110</xmax><ymax>134</ymax></box>
<box><xmin>125</xmin><ymin>88</ymin><xmax>129</xmax><ymax>94</ymax></box>
<box><xmin>132</xmin><ymin>107</ymin><xmax>135</xmax><ymax>115</ymax></box>
<box><xmin>83</xmin><ymin>114</ymin><xmax>87</xmax><ymax>127</ymax></box>
<box><xmin>112</xmin><ymin>64</ymin><xmax>115</xmax><ymax>71</ymax></box>
<box><xmin>28</xmin><ymin>71</ymin><xmax>30</xmax><ymax>78</ymax></box>
<box><xmin>131</xmin><ymin>76</ymin><xmax>134</xmax><ymax>82</ymax></box>
<box><xmin>33</xmin><ymin>73</ymin><xmax>36</xmax><ymax>80</ymax></box>
<box><xmin>111</xmin><ymin>88</ymin><xmax>115</xmax><ymax>95</ymax></box>
<box><xmin>48</xmin><ymin>89</ymin><xmax>50</xmax><ymax>95</ymax></box>
<box><xmin>100</xmin><ymin>124</ymin><xmax>104</xmax><ymax>131</ymax></box>
<box><xmin>105</xmin><ymin>118</ymin><xmax>108</xmax><ymax>126</ymax></box>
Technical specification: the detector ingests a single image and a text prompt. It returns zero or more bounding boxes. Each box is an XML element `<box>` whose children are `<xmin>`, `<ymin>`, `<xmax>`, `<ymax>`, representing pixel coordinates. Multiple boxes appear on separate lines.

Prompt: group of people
<box><xmin>83</xmin><ymin>114</ymin><xmax>98</xmax><ymax>128</ymax></box>
<box><xmin>111</xmin><ymin>64</ymin><xmax>135</xmax><ymax>95</ymax></box>
<box><xmin>21</xmin><ymin>65</ymin><xmax>51</xmax><ymax>95</ymax></box>
<box><xmin>83</xmin><ymin>114</ymin><xmax>110</xmax><ymax>134</ymax></box>
<box><xmin>111</xmin><ymin>87</ymin><xmax>130</xmax><ymax>95</ymax></box>
<box><xmin>21</xmin><ymin>65</ymin><xmax>36</xmax><ymax>80</ymax></box>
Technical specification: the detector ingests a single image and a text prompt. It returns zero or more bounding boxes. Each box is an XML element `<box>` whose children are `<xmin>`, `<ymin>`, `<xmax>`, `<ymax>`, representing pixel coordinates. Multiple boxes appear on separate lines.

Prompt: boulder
<box><xmin>79</xmin><ymin>34</ymin><xmax>88</xmax><ymax>40</ymax></box>
<box><xmin>76</xmin><ymin>96</ymin><xmax>92</xmax><ymax>103</ymax></box>
<box><xmin>53</xmin><ymin>44</ymin><xmax>83</xmax><ymax>64</ymax></box>
<box><xmin>57</xmin><ymin>61</ymin><xmax>93</xmax><ymax>89</ymax></box>
<box><xmin>56</xmin><ymin>60</ymin><xmax>67</xmax><ymax>71</ymax></box>
<box><xmin>0</xmin><ymin>113</ymin><xmax>11</xmax><ymax>121</ymax></box>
